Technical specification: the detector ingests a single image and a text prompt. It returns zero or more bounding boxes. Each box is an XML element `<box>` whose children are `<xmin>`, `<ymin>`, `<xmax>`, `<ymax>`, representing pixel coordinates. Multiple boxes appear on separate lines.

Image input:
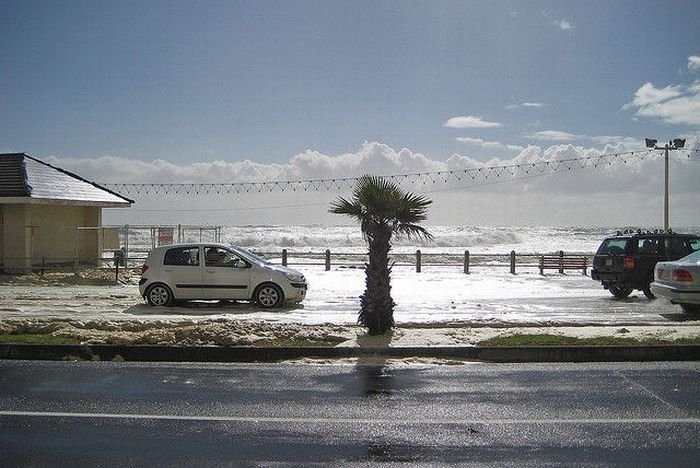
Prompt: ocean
<box><xmin>121</xmin><ymin>224</ymin><xmax>700</xmax><ymax>258</ymax></box>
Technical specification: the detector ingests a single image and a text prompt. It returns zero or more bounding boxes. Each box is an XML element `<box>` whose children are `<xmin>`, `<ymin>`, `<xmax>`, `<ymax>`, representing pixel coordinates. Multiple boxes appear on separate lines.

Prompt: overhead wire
<box><xmin>103</xmin><ymin>148</ymin><xmax>661</xmax><ymax>197</ymax></box>
<box><xmin>110</xmin><ymin>147</ymin><xmax>689</xmax><ymax>213</ymax></box>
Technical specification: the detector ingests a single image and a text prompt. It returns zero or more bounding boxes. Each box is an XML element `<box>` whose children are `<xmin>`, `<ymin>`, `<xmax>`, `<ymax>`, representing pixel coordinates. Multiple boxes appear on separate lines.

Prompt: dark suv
<box><xmin>591</xmin><ymin>231</ymin><xmax>700</xmax><ymax>299</ymax></box>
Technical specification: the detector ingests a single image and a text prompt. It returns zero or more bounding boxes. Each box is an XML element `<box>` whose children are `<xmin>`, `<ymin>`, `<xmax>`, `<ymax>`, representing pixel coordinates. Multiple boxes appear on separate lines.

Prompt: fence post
<box><xmin>539</xmin><ymin>256</ymin><xmax>544</xmax><ymax>276</ymax></box>
<box><xmin>124</xmin><ymin>224</ymin><xmax>130</xmax><ymax>261</ymax></box>
<box><xmin>282</xmin><ymin>249</ymin><xmax>288</xmax><ymax>266</ymax></box>
<box><xmin>325</xmin><ymin>249</ymin><xmax>331</xmax><ymax>271</ymax></box>
<box><xmin>464</xmin><ymin>250</ymin><xmax>470</xmax><ymax>274</ymax></box>
<box><xmin>559</xmin><ymin>250</ymin><xmax>564</xmax><ymax>274</ymax></box>
<box><xmin>416</xmin><ymin>250</ymin><xmax>422</xmax><ymax>273</ymax></box>
<box><xmin>510</xmin><ymin>250</ymin><xmax>516</xmax><ymax>274</ymax></box>
<box><xmin>41</xmin><ymin>257</ymin><xmax>45</xmax><ymax>276</ymax></box>
<box><xmin>74</xmin><ymin>227</ymin><xmax>80</xmax><ymax>272</ymax></box>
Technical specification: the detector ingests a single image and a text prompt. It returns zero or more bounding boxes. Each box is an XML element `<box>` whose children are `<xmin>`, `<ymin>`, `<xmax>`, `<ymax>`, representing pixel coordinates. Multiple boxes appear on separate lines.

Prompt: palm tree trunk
<box><xmin>359</xmin><ymin>227</ymin><xmax>395</xmax><ymax>335</ymax></box>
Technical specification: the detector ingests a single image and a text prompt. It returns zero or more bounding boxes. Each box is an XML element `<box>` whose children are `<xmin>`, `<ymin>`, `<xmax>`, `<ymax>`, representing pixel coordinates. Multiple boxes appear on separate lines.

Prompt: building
<box><xmin>0</xmin><ymin>153</ymin><xmax>133</xmax><ymax>273</ymax></box>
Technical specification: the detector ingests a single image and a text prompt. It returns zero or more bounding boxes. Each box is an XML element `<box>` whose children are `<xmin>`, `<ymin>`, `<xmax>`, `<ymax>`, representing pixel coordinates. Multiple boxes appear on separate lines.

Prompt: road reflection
<box><xmin>356</xmin><ymin>364</ymin><xmax>393</xmax><ymax>398</ymax></box>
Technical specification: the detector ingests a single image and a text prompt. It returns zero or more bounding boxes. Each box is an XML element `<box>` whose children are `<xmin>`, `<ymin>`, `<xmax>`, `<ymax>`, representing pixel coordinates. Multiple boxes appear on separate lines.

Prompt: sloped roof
<box><xmin>0</xmin><ymin>153</ymin><xmax>133</xmax><ymax>207</ymax></box>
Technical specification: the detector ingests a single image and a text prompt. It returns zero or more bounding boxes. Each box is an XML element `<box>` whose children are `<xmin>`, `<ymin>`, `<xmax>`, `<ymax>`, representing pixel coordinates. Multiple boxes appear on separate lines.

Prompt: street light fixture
<box><xmin>645</xmin><ymin>138</ymin><xmax>686</xmax><ymax>232</ymax></box>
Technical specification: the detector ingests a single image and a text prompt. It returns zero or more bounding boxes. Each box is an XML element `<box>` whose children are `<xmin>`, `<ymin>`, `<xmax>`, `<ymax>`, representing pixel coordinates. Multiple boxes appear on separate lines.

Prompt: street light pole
<box><xmin>664</xmin><ymin>143</ymin><xmax>669</xmax><ymax>232</ymax></box>
<box><xmin>645</xmin><ymin>138</ymin><xmax>686</xmax><ymax>232</ymax></box>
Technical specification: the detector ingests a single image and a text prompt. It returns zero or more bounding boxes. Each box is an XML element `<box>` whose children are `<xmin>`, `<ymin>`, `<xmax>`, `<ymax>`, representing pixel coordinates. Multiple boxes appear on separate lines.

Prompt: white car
<box><xmin>139</xmin><ymin>243</ymin><xmax>307</xmax><ymax>308</ymax></box>
<box><xmin>650</xmin><ymin>249</ymin><xmax>700</xmax><ymax>314</ymax></box>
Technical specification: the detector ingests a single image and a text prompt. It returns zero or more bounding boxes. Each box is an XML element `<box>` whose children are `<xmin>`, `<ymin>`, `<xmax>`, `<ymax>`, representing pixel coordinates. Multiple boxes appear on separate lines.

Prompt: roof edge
<box><xmin>21</xmin><ymin>153</ymin><xmax>135</xmax><ymax>205</ymax></box>
<box><xmin>0</xmin><ymin>197</ymin><xmax>131</xmax><ymax>207</ymax></box>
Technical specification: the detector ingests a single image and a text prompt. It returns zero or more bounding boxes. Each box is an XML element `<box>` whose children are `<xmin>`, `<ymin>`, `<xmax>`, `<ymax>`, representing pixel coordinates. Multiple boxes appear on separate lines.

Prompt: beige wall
<box><xmin>1</xmin><ymin>203</ymin><xmax>104</xmax><ymax>272</ymax></box>
<box><xmin>1</xmin><ymin>204</ymin><xmax>32</xmax><ymax>272</ymax></box>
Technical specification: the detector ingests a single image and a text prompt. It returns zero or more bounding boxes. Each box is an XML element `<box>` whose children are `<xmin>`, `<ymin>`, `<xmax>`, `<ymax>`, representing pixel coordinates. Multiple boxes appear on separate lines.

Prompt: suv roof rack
<box><xmin>615</xmin><ymin>228</ymin><xmax>675</xmax><ymax>236</ymax></box>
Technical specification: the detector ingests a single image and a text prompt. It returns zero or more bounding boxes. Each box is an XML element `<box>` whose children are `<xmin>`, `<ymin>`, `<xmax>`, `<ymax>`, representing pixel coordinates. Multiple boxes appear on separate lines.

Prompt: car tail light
<box><xmin>672</xmin><ymin>269</ymin><xmax>694</xmax><ymax>282</ymax></box>
<box><xmin>623</xmin><ymin>257</ymin><xmax>634</xmax><ymax>270</ymax></box>
<box><xmin>141</xmin><ymin>264</ymin><xmax>149</xmax><ymax>275</ymax></box>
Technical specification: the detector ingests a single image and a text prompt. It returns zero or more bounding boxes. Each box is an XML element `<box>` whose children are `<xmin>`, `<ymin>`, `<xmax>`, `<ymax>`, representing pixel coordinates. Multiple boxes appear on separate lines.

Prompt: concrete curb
<box><xmin>1</xmin><ymin>343</ymin><xmax>699</xmax><ymax>363</ymax></box>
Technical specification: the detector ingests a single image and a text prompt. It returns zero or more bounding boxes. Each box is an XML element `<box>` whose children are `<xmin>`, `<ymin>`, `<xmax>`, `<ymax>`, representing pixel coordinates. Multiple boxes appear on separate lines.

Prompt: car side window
<box><xmin>636</xmin><ymin>238</ymin><xmax>661</xmax><ymax>255</ymax></box>
<box><xmin>163</xmin><ymin>247</ymin><xmax>200</xmax><ymax>266</ymax></box>
<box><xmin>204</xmin><ymin>247</ymin><xmax>246</xmax><ymax>268</ymax></box>
<box><xmin>668</xmin><ymin>238</ymin><xmax>691</xmax><ymax>257</ymax></box>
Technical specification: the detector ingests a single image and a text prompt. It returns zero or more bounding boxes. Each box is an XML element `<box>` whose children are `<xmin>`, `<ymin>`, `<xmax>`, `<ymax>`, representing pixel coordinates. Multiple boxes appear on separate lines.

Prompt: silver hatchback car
<box><xmin>139</xmin><ymin>243</ymin><xmax>307</xmax><ymax>308</ymax></box>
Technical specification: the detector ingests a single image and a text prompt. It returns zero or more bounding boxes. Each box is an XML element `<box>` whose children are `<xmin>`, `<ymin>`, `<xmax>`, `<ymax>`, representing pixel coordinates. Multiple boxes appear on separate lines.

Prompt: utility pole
<box><xmin>645</xmin><ymin>138</ymin><xmax>686</xmax><ymax>232</ymax></box>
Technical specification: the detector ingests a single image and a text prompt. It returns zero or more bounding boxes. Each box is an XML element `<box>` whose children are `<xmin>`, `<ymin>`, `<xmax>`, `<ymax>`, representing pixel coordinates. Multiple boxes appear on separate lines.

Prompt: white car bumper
<box><xmin>650</xmin><ymin>282</ymin><xmax>700</xmax><ymax>305</ymax></box>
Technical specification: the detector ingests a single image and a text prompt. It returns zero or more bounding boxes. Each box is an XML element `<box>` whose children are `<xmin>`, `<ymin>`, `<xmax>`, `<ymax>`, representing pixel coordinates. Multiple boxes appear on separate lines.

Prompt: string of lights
<box><xmin>102</xmin><ymin>148</ymin><xmax>691</xmax><ymax>196</ymax></box>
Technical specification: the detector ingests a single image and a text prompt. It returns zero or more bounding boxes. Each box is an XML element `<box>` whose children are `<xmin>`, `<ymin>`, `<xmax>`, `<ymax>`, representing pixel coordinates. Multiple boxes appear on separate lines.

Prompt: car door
<box><xmin>201</xmin><ymin>246</ymin><xmax>251</xmax><ymax>300</ymax></box>
<box><xmin>634</xmin><ymin>236</ymin><xmax>662</xmax><ymax>284</ymax></box>
<box><xmin>162</xmin><ymin>246</ymin><xmax>202</xmax><ymax>299</ymax></box>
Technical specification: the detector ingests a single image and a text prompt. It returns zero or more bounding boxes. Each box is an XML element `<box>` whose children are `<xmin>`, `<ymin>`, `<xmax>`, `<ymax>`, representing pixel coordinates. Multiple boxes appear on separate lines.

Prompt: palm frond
<box><xmin>395</xmin><ymin>223</ymin><xmax>434</xmax><ymax>241</ymax></box>
<box><xmin>330</xmin><ymin>174</ymin><xmax>433</xmax><ymax>241</ymax></box>
<box><xmin>329</xmin><ymin>197</ymin><xmax>363</xmax><ymax>219</ymax></box>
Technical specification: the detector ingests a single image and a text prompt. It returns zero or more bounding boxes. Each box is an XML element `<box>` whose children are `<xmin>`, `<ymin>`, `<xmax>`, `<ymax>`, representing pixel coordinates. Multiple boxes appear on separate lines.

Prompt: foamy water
<box><xmin>0</xmin><ymin>265</ymin><xmax>690</xmax><ymax>326</ymax></box>
<box><xmin>119</xmin><ymin>225</ymin><xmax>700</xmax><ymax>258</ymax></box>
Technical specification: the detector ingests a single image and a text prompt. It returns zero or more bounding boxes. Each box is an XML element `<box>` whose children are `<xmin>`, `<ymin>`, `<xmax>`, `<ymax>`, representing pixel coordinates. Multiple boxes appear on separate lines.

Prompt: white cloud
<box><xmin>542</xmin><ymin>11</ymin><xmax>574</xmax><ymax>31</ymax></box>
<box><xmin>688</xmin><ymin>55</ymin><xmax>700</xmax><ymax>73</ymax></box>
<box><xmin>590</xmin><ymin>135</ymin><xmax>640</xmax><ymax>146</ymax></box>
<box><xmin>455</xmin><ymin>137</ymin><xmax>524</xmax><ymax>152</ymax></box>
<box><xmin>443</xmin><ymin>115</ymin><xmax>502</xmax><ymax>129</ymax></box>
<box><xmin>555</xmin><ymin>19</ymin><xmax>573</xmax><ymax>30</ymax></box>
<box><xmin>529</xmin><ymin>130</ymin><xmax>578</xmax><ymax>141</ymax></box>
<box><xmin>624</xmin><ymin>82</ymin><xmax>683</xmax><ymax>109</ymax></box>
<box><xmin>528</xmin><ymin>130</ymin><xmax>639</xmax><ymax>147</ymax></box>
<box><xmin>47</xmin><ymin>142</ymin><xmax>444</xmax><ymax>184</ymax></box>
<box><xmin>624</xmin><ymin>81</ymin><xmax>700</xmax><ymax>126</ymax></box>
<box><xmin>505</xmin><ymin>102</ymin><xmax>544</xmax><ymax>110</ymax></box>
<box><xmin>46</xmin><ymin>139</ymin><xmax>699</xmax><ymax>226</ymax></box>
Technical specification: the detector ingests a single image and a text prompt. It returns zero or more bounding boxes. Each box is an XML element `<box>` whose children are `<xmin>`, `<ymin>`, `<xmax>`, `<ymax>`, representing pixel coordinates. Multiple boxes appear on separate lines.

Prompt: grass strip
<box><xmin>0</xmin><ymin>334</ymin><xmax>81</xmax><ymax>345</ymax></box>
<box><xmin>479</xmin><ymin>334</ymin><xmax>700</xmax><ymax>347</ymax></box>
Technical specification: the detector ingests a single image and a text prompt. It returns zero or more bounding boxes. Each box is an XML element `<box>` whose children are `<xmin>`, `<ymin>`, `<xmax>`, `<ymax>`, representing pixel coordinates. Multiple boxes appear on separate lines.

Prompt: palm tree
<box><xmin>330</xmin><ymin>175</ymin><xmax>433</xmax><ymax>335</ymax></box>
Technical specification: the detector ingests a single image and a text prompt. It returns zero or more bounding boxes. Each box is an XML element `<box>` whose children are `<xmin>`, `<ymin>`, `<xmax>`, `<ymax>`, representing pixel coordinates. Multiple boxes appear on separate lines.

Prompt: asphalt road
<box><xmin>1</xmin><ymin>360</ymin><xmax>699</xmax><ymax>466</ymax></box>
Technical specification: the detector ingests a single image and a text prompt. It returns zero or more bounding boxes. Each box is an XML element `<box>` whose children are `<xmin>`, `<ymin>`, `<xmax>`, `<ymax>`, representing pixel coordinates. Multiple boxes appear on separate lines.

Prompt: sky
<box><xmin>1</xmin><ymin>0</ymin><xmax>699</xmax><ymax>227</ymax></box>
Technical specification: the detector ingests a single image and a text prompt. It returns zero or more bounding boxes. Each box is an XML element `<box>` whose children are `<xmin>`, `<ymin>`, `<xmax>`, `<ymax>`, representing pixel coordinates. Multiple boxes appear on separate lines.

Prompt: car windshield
<box><xmin>229</xmin><ymin>246</ymin><xmax>271</xmax><ymax>265</ymax></box>
<box><xmin>597</xmin><ymin>238</ymin><xmax>628</xmax><ymax>255</ymax></box>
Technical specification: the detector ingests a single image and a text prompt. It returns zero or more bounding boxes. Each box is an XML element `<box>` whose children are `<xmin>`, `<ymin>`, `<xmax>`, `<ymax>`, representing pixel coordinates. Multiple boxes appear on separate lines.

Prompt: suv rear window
<box><xmin>163</xmin><ymin>247</ymin><xmax>200</xmax><ymax>266</ymax></box>
<box><xmin>596</xmin><ymin>238</ymin><xmax>628</xmax><ymax>255</ymax></box>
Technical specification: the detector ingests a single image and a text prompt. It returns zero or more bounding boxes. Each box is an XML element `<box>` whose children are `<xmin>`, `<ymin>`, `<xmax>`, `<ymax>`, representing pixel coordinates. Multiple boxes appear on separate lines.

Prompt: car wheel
<box><xmin>680</xmin><ymin>303</ymin><xmax>700</xmax><ymax>314</ymax></box>
<box><xmin>254</xmin><ymin>283</ymin><xmax>284</xmax><ymax>308</ymax></box>
<box><xmin>608</xmin><ymin>285</ymin><xmax>632</xmax><ymax>299</ymax></box>
<box><xmin>642</xmin><ymin>286</ymin><xmax>655</xmax><ymax>300</ymax></box>
<box><xmin>145</xmin><ymin>283</ymin><xmax>174</xmax><ymax>306</ymax></box>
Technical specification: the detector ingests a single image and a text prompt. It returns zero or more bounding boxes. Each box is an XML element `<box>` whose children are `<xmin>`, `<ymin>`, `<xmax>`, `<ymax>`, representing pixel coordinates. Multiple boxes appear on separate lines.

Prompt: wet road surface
<box><xmin>1</xmin><ymin>360</ymin><xmax>699</xmax><ymax>465</ymax></box>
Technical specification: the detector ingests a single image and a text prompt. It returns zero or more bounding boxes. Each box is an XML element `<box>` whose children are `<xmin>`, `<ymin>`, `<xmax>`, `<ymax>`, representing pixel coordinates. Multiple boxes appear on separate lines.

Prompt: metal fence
<box><xmin>4</xmin><ymin>249</ymin><xmax>592</xmax><ymax>280</ymax></box>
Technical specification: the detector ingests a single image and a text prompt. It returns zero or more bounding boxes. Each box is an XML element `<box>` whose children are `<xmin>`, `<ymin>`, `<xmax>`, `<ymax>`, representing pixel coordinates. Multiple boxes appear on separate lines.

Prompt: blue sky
<box><xmin>1</xmin><ymin>0</ymin><xmax>699</xmax><ymax>226</ymax></box>
<box><xmin>2</xmin><ymin>0</ymin><xmax>699</xmax><ymax>162</ymax></box>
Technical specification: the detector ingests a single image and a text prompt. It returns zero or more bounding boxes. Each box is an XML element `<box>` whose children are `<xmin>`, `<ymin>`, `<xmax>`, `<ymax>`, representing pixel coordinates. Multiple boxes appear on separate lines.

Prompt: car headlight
<box><xmin>283</xmin><ymin>271</ymin><xmax>305</xmax><ymax>283</ymax></box>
